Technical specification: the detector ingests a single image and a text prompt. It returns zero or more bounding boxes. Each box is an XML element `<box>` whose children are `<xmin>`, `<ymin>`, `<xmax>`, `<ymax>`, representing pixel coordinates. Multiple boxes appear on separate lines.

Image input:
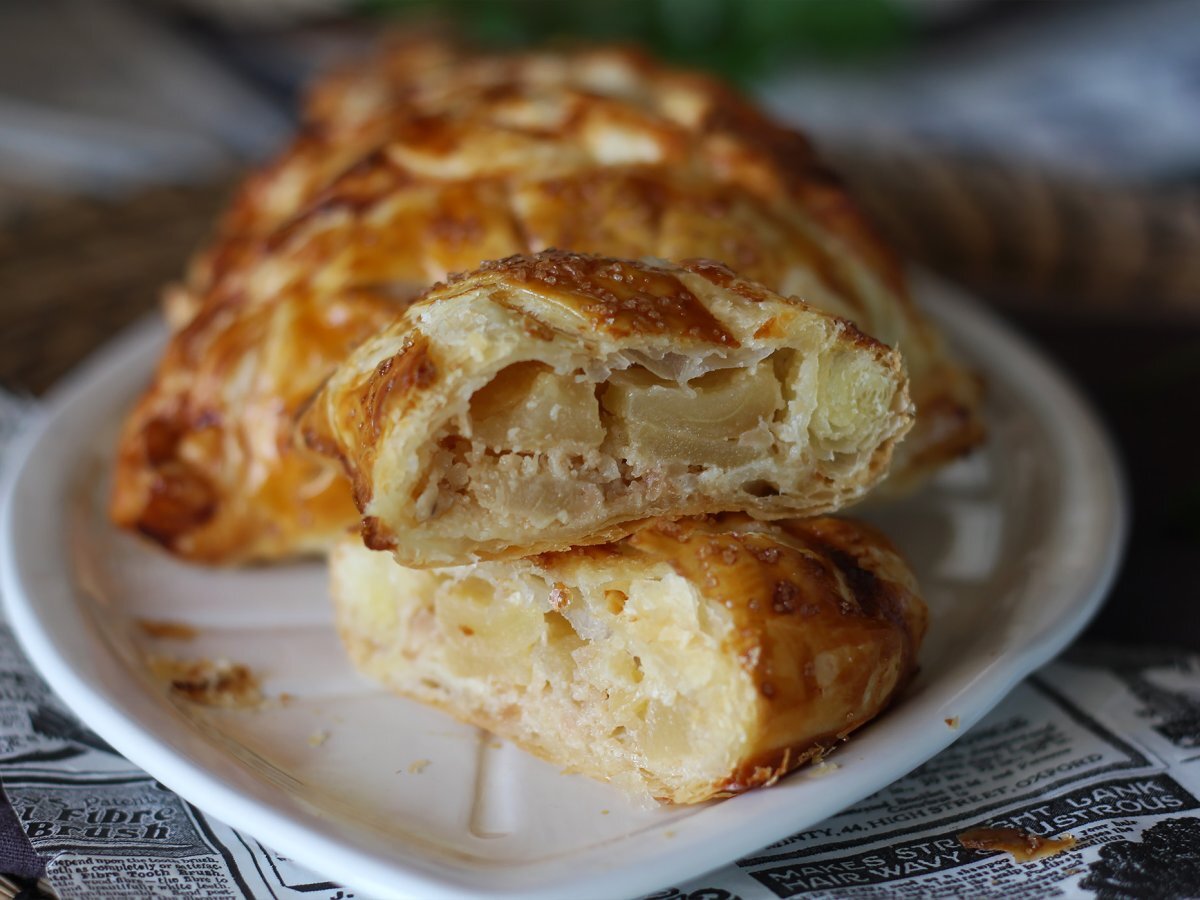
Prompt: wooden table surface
<box><xmin>1</xmin><ymin>163</ymin><xmax>1196</xmax><ymax>649</ymax></box>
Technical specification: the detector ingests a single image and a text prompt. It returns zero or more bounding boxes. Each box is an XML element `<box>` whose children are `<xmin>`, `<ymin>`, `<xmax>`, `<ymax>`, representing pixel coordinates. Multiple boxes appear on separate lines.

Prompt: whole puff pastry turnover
<box><xmin>331</xmin><ymin>513</ymin><xmax>928</xmax><ymax>804</ymax></box>
<box><xmin>302</xmin><ymin>252</ymin><xmax>913</xmax><ymax>567</ymax></box>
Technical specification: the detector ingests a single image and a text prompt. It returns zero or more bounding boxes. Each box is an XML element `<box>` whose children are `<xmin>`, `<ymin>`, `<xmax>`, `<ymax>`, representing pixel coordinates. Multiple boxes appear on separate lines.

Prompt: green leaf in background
<box><xmin>355</xmin><ymin>0</ymin><xmax>915</xmax><ymax>82</ymax></box>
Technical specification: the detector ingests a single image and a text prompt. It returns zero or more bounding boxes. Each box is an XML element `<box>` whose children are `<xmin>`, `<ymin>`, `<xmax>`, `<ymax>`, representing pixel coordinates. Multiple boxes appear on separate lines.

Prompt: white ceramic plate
<box><xmin>1</xmin><ymin>275</ymin><xmax>1126</xmax><ymax>900</ymax></box>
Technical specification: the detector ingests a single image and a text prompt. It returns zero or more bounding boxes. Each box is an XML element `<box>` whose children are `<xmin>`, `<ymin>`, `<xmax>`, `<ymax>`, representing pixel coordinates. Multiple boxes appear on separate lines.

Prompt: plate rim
<box><xmin>1</xmin><ymin>273</ymin><xmax>1128</xmax><ymax>900</ymax></box>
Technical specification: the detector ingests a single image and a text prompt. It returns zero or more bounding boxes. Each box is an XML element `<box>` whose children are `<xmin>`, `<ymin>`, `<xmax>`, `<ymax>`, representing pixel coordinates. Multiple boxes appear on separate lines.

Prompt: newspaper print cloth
<box><xmin>3</xmin><ymin>394</ymin><xmax>1200</xmax><ymax>900</ymax></box>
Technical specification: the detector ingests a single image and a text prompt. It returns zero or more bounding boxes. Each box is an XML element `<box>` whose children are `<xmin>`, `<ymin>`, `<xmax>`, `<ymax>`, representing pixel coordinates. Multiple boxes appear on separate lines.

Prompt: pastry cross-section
<box><xmin>330</xmin><ymin>513</ymin><xmax>927</xmax><ymax>804</ymax></box>
<box><xmin>302</xmin><ymin>251</ymin><xmax>913</xmax><ymax>567</ymax></box>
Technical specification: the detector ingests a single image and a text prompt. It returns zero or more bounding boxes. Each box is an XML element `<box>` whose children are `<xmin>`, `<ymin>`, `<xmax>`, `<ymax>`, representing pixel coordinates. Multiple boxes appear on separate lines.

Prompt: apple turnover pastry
<box><xmin>330</xmin><ymin>513</ymin><xmax>927</xmax><ymax>804</ymax></box>
<box><xmin>112</xmin><ymin>39</ymin><xmax>977</xmax><ymax>564</ymax></box>
<box><xmin>302</xmin><ymin>252</ymin><xmax>913</xmax><ymax>567</ymax></box>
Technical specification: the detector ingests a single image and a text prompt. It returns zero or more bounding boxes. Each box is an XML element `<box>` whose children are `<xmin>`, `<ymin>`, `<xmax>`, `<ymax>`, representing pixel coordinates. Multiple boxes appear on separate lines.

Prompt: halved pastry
<box><xmin>302</xmin><ymin>251</ymin><xmax>913</xmax><ymax>567</ymax></box>
<box><xmin>331</xmin><ymin>513</ymin><xmax>928</xmax><ymax>804</ymax></box>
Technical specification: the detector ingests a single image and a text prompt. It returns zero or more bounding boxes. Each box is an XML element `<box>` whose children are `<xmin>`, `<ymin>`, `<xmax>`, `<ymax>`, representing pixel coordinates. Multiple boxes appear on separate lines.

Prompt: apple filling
<box><xmin>601</xmin><ymin>362</ymin><xmax>782</xmax><ymax>469</ymax></box>
<box><xmin>468</xmin><ymin>362</ymin><xmax>606</xmax><ymax>454</ymax></box>
<box><xmin>339</xmin><ymin>541</ymin><xmax>754</xmax><ymax>796</ymax></box>
<box><xmin>409</xmin><ymin>346</ymin><xmax>896</xmax><ymax>555</ymax></box>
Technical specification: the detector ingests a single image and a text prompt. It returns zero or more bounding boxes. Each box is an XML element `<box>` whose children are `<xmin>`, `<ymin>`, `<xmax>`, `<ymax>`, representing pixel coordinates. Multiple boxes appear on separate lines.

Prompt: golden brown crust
<box><xmin>461</xmin><ymin>252</ymin><xmax>741</xmax><ymax>345</ymax></box>
<box><xmin>331</xmin><ymin>513</ymin><xmax>926</xmax><ymax>803</ymax></box>
<box><xmin>114</xmin><ymin>37</ymin><xmax>980</xmax><ymax>563</ymax></box>
<box><xmin>111</xmin><ymin>289</ymin><xmax>399</xmax><ymax>562</ymax></box>
<box><xmin>199</xmin><ymin>38</ymin><xmax>893</xmax><ymax>286</ymax></box>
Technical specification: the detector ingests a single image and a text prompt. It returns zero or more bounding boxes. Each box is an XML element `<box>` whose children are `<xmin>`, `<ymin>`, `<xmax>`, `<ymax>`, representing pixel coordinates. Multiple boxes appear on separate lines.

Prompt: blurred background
<box><xmin>0</xmin><ymin>0</ymin><xmax>1197</xmax><ymax>644</ymax></box>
